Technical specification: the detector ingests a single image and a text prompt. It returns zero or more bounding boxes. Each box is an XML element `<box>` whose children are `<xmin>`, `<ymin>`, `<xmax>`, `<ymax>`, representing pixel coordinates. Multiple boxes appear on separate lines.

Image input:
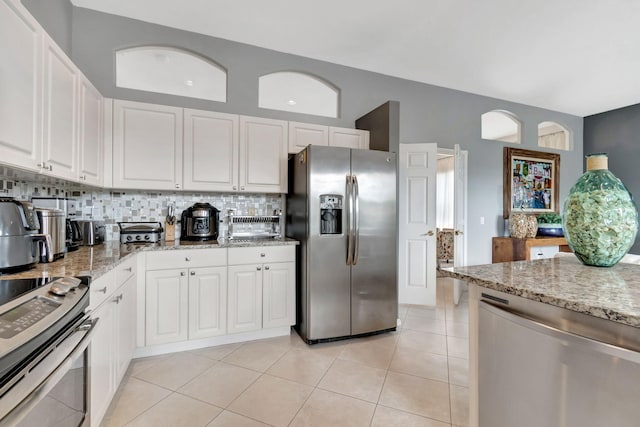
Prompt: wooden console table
<box><xmin>492</xmin><ymin>237</ymin><xmax>571</xmax><ymax>263</ymax></box>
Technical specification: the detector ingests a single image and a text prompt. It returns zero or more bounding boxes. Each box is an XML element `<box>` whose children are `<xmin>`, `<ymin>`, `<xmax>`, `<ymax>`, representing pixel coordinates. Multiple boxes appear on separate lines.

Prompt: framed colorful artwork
<box><xmin>503</xmin><ymin>147</ymin><xmax>560</xmax><ymax>219</ymax></box>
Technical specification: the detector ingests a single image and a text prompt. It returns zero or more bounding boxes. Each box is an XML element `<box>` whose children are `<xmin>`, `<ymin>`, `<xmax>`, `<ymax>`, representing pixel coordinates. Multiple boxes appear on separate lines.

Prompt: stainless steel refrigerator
<box><xmin>287</xmin><ymin>145</ymin><xmax>397</xmax><ymax>343</ymax></box>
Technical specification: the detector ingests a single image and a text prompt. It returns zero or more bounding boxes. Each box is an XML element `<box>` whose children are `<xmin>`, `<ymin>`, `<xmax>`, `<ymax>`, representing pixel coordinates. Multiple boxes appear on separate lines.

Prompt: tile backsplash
<box><xmin>1</xmin><ymin>179</ymin><xmax>283</xmax><ymax>241</ymax></box>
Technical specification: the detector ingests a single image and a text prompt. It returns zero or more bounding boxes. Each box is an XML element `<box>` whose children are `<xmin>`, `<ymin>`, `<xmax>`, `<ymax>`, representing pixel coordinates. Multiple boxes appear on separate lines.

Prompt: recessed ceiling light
<box><xmin>287</xmin><ymin>99</ymin><xmax>297</xmax><ymax>105</ymax></box>
<box><xmin>185</xmin><ymin>80</ymin><xmax>194</xmax><ymax>86</ymax></box>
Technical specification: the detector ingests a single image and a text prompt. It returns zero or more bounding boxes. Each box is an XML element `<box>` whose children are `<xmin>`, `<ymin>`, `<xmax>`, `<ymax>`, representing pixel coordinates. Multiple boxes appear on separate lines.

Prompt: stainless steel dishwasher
<box><xmin>477</xmin><ymin>288</ymin><xmax>640</xmax><ymax>427</ymax></box>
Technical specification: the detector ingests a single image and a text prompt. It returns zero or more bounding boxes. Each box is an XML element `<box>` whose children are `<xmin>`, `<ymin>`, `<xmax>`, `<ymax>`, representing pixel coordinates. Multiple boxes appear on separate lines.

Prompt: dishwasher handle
<box><xmin>479</xmin><ymin>300</ymin><xmax>640</xmax><ymax>364</ymax></box>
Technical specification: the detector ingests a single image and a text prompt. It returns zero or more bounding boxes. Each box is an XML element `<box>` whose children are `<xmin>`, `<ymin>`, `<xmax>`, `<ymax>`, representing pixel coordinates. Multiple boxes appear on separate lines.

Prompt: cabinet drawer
<box><xmin>146</xmin><ymin>248</ymin><xmax>227</xmax><ymax>270</ymax></box>
<box><xmin>89</xmin><ymin>269</ymin><xmax>115</xmax><ymax>310</ymax></box>
<box><xmin>228</xmin><ymin>245</ymin><xmax>295</xmax><ymax>265</ymax></box>
<box><xmin>115</xmin><ymin>255</ymin><xmax>136</xmax><ymax>286</ymax></box>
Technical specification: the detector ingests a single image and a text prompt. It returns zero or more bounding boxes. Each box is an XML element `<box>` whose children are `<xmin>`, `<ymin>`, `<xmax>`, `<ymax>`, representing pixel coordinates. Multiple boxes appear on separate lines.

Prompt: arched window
<box><xmin>481</xmin><ymin>110</ymin><xmax>522</xmax><ymax>144</ymax></box>
<box><xmin>259</xmin><ymin>71</ymin><xmax>339</xmax><ymax>118</ymax></box>
<box><xmin>538</xmin><ymin>121</ymin><xmax>572</xmax><ymax>151</ymax></box>
<box><xmin>115</xmin><ymin>46</ymin><xmax>227</xmax><ymax>102</ymax></box>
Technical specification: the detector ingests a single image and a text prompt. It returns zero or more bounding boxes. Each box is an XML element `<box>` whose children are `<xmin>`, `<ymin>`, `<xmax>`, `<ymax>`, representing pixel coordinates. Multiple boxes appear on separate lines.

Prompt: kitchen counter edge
<box><xmin>440</xmin><ymin>256</ymin><xmax>640</xmax><ymax>328</ymax></box>
<box><xmin>1</xmin><ymin>239</ymin><xmax>299</xmax><ymax>281</ymax></box>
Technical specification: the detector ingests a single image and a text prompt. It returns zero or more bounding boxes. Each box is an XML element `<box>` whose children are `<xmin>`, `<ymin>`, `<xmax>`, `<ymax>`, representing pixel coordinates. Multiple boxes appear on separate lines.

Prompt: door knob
<box><xmin>455</xmin><ymin>230</ymin><xmax>464</xmax><ymax>236</ymax></box>
<box><xmin>421</xmin><ymin>230</ymin><xmax>435</xmax><ymax>236</ymax></box>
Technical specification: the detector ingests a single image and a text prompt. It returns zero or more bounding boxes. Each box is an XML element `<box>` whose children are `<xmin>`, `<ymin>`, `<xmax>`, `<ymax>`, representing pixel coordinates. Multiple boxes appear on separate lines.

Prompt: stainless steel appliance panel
<box><xmin>350</xmin><ymin>150</ymin><xmax>397</xmax><ymax>335</ymax></box>
<box><xmin>479</xmin><ymin>300</ymin><xmax>640</xmax><ymax>427</ymax></box>
<box><xmin>35</xmin><ymin>209</ymin><xmax>66</xmax><ymax>261</ymax></box>
<box><xmin>306</xmin><ymin>146</ymin><xmax>352</xmax><ymax>340</ymax></box>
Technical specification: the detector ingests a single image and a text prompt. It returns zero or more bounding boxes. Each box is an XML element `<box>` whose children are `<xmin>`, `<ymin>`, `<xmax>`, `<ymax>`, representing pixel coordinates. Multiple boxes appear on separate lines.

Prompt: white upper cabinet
<box><xmin>239</xmin><ymin>116</ymin><xmax>288</xmax><ymax>193</ymax></box>
<box><xmin>288</xmin><ymin>121</ymin><xmax>329</xmax><ymax>154</ymax></box>
<box><xmin>183</xmin><ymin>109</ymin><xmax>238</xmax><ymax>191</ymax></box>
<box><xmin>78</xmin><ymin>75</ymin><xmax>103</xmax><ymax>186</ymax></box>
<box><xmin>0</xmin><ymin>0</ymin><xmax>42</xmax><ymax>171</ymax></box>
<box><xmin>329</xmin><ymin>127</ymin><xmax>369</xmax><ymax>150</ymax></box>
<box><xmin>113</xmin><ymin>100</ymin><xmax>183</xmax><ymax>190</ymax></box>
<box><xmin>42</xmin><ymin>34</ymin><xmax>79</xmax><ymax>180</ymax></box>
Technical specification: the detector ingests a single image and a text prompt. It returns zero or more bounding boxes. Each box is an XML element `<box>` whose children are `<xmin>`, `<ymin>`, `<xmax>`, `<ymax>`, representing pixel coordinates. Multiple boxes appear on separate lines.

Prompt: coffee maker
<box><xmin>31</xmin><ymin>197</ymin><xmax>82</xmax><ymax>252</ymax></box>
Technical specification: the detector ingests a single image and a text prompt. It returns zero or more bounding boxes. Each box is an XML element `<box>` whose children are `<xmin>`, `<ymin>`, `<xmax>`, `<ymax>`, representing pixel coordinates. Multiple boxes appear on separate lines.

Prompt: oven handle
<box><xmin>0</xmin><ymin>317</ymin><xmax>98</xmax><ymax>427</ymax></box>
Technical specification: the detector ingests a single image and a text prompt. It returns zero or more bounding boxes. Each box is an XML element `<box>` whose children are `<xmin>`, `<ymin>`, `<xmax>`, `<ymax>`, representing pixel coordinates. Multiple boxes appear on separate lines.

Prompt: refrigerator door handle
<box><xmin>346</xmin><ymin>174</ymin><xmax>354</xmax><ymax>265</ymax></box>
<box><xmin>352</xmin><ymin>175</ymin><xmax>360</xmax><ymax>265</ymax></box>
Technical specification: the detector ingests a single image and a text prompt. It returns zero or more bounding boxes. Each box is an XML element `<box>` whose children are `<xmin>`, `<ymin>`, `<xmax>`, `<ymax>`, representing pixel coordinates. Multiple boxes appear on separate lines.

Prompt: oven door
<box><xmin>0</xmin><ymin>316</ymin><xmax>98</xmax><ymax>427</ymax></box>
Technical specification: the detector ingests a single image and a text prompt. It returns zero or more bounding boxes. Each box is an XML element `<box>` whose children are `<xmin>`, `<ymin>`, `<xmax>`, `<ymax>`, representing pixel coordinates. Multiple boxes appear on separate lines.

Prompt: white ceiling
<box><xmin>70</xmin><ymin>0</ymin><xmax>640</xmax><ymax>117</ymax></box>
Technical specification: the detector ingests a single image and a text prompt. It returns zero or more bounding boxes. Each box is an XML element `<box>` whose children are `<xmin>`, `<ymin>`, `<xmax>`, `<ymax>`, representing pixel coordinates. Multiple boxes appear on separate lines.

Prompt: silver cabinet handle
<box><xmin>185</xmin><ymin>257</ymin><xmax>191</xmax><ymax>262</ymax></box>
<box><xmin>175</xmin><ymin>184</ymin><xmax>181</xmax><ymax>189</ymax></box>
<box><xmin>260</xmin><ymin>253</ymin><xmax>266</xmax><ymax>257</ymax></box>
<box><xmin>265</xmin><ymin>266</ymin><xmax>270</xmax><ymax>270</ymax></box>
<box><xmin>112</xmin><ymin>294</ymin><xmax>122</xmax><ymax>304</ymax></box>
<box><xmin>241</xmin><ymin>186</ymin><xmax>245</xmax><ymax>190</ymax></box>
<box><xmin>190</xmin><ymin>271</ymin><xmax>195</xmax><ymax>276</ymax></box>
<box><xmin>124</xmin><ymin>267</ymin><xmax>132</xmax><ymax>272</ymax></box>
<box><xmin>97</xmin><ymin>286</ymin><xmax>107</xmax><ymax>294</ymax></box>
<box><xmin>233</xmin><ymin>186</ymin><xmax>237</xmax><ymax>190</ymax></box>
<box><xmin>180</xmin><ymin>271</ymin><xmax>186</xmax><ymax>276</ymax></box>
<box><xmin>257</xmin><ymin>266</ymin><xmax>262</xmax><ymax>271</ymax></box>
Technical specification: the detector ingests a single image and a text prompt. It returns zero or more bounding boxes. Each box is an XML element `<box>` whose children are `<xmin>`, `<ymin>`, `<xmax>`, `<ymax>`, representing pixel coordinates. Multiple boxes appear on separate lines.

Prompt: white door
<box><xmin>42</xmin><ymin>35</ymin><xmax>78</xmax><ymax>180</ymax></box>
<box><xmin>0</xmin><ymin>0</ymin><xmax>42</xmax><ymax>172</ymax></box>
<box><xmin>227</xmin><ymin>264</ymin><xmax>263</xmax><ymax>333</ymax></box>
<box><xmin>239</xmin><ymin>116</ymin><xmax>287</xmax><ymax>193</ymax></box>
<box><xmin>183</xmin><ymin>109</ymin><xmax>239</xmax><ymax>191</ymax></box>
<box><xmin>398</xmin><ymin>143</ymin><xmax>438</xmax><ymax>306</ymax></box>
<box><xmin>113</xmin><ymin>100</ymin><xmax>183</xmax><ymax>190</ymax></box>
<box><xmin>262</xmin><ymin>261</ymin><xmax>296</xmax><ymax>329</ymax></box>
<box><xmin>145</xmin><ymin>269</ymin><xmax>188</xmax><ymax>345</ymax></box>
<box><xmin>188</xmin><ymin>266</ymin><xmax>227</xmax><ymax>340</ymax></box>
<box><xmin>452</xmin><ymin>144</ymin><xmax>469</xmax><ymax>304</ymax></box>
<box><xmin>78</xmin><ymin>75</ymin><xmax>103</xmax><ymax>186</ymax></box>
<box><xmin>288</xmin><ymin>121</ymin><xmax>328</xmax><ymax>153</ymax></box>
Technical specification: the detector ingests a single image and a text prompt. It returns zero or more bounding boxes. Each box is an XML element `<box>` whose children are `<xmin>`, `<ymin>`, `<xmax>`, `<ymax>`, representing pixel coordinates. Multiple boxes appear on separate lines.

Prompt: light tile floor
<box><xmin>101</xmin><ymin>277</ymin><xmax>469</xmax><ymax>427</ymax></box>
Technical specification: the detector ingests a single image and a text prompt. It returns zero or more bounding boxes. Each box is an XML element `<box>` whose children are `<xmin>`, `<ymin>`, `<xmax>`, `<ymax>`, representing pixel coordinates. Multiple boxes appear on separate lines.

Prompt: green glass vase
<box><xmin>563</xmin><ymin>153</ymin><xmax>638</xmax><ymax>267</ymax></box>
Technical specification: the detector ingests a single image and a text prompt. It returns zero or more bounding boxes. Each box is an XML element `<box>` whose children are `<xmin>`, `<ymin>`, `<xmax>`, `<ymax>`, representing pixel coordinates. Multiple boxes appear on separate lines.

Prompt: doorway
<box><xmin>398</xmin><ymin>143</ymin><xmax>468</xmax><ymax>306</ymax></box>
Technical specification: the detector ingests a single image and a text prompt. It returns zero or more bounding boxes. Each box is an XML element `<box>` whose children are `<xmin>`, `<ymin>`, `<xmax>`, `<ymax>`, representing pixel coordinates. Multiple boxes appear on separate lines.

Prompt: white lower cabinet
<box><xmin>145</xmin><ymin>249</ymin><xmax>228</xmax><ymax>346</ymax></box>
<box><xmin>227</xmin><ymin>264</ymin><xmax>263</xmax><ymax>334</ymax></box>
<box><xmin>262</xmin><ymin>261</ymin><xmax>296</xmax><ymax>328</ymax></box>
<box><xmin>90</xmin><ymin>258</ymin><xmax>137</xmax><ymax>427</ymax></box>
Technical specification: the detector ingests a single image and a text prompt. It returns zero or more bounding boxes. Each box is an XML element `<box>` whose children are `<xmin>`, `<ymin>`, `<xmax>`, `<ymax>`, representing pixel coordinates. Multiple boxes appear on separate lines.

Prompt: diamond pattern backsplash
<box><xmin>1</xmin><ymin>179</ymin><xmax>283</xmax><ymax>241</ymax></box>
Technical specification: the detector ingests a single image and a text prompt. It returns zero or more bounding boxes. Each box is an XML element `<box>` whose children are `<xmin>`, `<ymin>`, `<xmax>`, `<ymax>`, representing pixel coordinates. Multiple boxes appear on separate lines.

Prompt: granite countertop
<box><xmin>1</xmin><ymin>238</ymin><xmax>298</xmax><ymax>281</ymax></box>
<box><xmin>441</xmin><ymin>256</ymin><xmax>640</xmax><ymax>328</ymax></box>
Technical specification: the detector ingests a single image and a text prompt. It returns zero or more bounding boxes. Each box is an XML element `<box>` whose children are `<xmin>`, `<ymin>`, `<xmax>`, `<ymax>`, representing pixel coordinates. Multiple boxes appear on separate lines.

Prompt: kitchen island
<box><xmin>441</xmin><ymin>257</ymin><xmax>640</xmax><ymax>427</ymax></box>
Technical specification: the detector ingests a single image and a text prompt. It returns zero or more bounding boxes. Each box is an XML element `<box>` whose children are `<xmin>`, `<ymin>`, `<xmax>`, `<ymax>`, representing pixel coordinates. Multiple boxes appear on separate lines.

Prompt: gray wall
<box><xmin>584</xmin><ymin>103</ymin><xmax>640</xmax><ymax>254</ymax></box>
<box><xmin>25</xmin><ymin>3</ymin><xmax>585</xmax><ymax>266</ymax></box>
<box><xmin>21</xmin><ymin>0</ymin><xmax>72</xmax><ymax>55</ymax></box>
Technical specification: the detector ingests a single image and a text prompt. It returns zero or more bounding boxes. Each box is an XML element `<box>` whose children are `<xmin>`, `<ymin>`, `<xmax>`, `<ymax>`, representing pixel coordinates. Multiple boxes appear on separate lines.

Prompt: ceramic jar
<box><xmin>563</xmin><ymin>153</ymin><xmax>638</xmax><ymax>267</ymax></box>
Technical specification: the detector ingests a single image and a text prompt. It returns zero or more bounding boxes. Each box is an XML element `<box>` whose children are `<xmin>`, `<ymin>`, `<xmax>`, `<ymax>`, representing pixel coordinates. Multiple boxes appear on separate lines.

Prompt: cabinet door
<box><xmin>183</xmin><ymin>109</ymin><xmax>239</xmax><ymax>191</ymax></box>
<box><xmin>227</xmin><ymin>264</ymin><xmax>263</xmax><ymax>334</ymax></box>
<box><xmin>78</xmin><ymin>75</ymin><xmax>103</xmax><ymax>186</ymax></box>
<box><xmin>188</xmin><ymin>266</ymin><xmax>227</xmax><ymax>340</ymax></box>
<box><xmin>262</xmin><ymin>261</ymin><xmax>296</xmax><ymax>329</ymax></box>
<box><xmin>114</xmin><ymin>276</ymin><xmax>136</xmax><ymax>383</ymax></box>
<box><xmin>0</xmin><ymin>0</ymin><xmax>42</xmax><ymax>171</ymax></box>
<box><xmin>329</xmin><ymin>127</ymin><xmax>369</xmax><ymax>150</ymax></box>
<box><xmin>90</xmin><ymin>300</ymin><xmax>115</xmax><ymax>427</ymax></box>
<box><xmin>113</xmin><ymin>100</ymin><xmax>183</xmax><ymax>190</ymax></box>
<box><xmin>145</xmin><ymin>269</ymin><xmax>188</xmax><ymax>345</ymax></box>
<box><xmin>42</xmin><ymin>35</ymin><xmax>78</xmax><ymax>180</ymax></box>
<box><xmin>239</xmin><ymin>116</ymin><xmax>287</xmax><ymax>193</ymax></box>
<box><xmin>288</xmin><ymin>121</ymin><xmax>328</xmax><ymax>154</ymax></box>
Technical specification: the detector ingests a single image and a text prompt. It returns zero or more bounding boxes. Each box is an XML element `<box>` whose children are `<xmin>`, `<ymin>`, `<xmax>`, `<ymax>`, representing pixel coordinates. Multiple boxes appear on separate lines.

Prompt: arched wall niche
<box><xmin>258</xmin><ymin>71</ymin><xmax>339</xmax><ymax>118</ymax></box>
<box><xmin>538</xmin><ymin>121</ymin><xmax>573</xmax><ymax>151</ymax></box>
<box><xmin>115</xmin><ymin>46</ymin><xmax>227</xmax><ymax>102</ymax></box>
<box><xmin>481</xmin><ymin>110</ymin><xmax>522</xmax><ymax>144</ymax></box>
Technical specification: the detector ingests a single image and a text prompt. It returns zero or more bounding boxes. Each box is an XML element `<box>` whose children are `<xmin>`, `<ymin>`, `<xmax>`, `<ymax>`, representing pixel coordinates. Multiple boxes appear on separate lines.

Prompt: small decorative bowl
<box><xmin>537</xmin><ymin>224</ymin><xmax>564</xmax><ymax>237</ymax></box>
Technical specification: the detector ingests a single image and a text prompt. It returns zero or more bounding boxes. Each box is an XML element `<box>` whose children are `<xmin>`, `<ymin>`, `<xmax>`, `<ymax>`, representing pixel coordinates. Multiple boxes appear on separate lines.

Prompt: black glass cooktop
<box><xmin>0</xmin><ymin>277</ymin><xmax>57</xmax><ymax>306</ymax></box>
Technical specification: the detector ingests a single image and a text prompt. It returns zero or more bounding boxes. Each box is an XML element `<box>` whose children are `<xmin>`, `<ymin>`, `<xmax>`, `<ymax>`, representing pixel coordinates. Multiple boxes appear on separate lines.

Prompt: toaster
<box><xmin>77</xmin><ymin>220</ymin><xmax>105</xmax><ymax>246</ymax></box>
